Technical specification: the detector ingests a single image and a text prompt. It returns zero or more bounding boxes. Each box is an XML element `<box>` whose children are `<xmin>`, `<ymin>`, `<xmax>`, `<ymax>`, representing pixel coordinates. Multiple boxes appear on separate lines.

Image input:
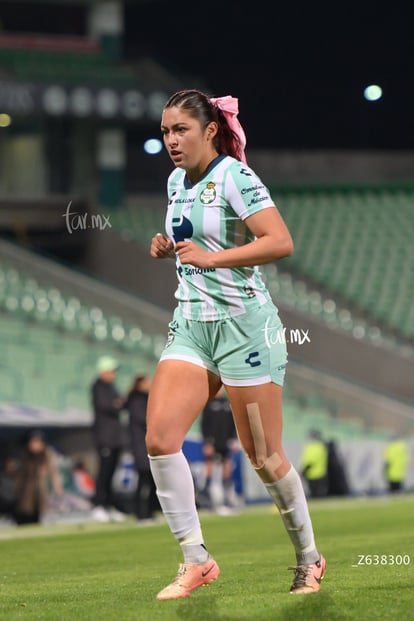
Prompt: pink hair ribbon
<box><xmin>210</xmin><ymin>95</ymin><xmax>247</xmax><ymax>163</ymax></box>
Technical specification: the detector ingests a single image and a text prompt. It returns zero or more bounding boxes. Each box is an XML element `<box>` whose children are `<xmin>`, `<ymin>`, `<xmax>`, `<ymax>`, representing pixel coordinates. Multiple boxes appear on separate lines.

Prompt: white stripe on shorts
<box><xmin>160</xmin><ymin>353</ymin><xmax>219</xmax><ymax>375</ymax></box>
<box><xmin>221</xmin><ymin>375</ymin><xmax>272</xmax><ymax>387</ymax></box>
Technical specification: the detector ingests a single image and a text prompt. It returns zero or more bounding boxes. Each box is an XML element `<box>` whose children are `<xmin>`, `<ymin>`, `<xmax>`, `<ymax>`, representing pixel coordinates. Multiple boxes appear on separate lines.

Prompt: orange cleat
<box><xmin>157</xmin><ymin>558</ymin><xmax>220</xmax><ymax>600</ymax></box>
<box><xmin>289</xmin><ymin>555</ymin><xmax>326</xmax><ymax>594</ymax></box>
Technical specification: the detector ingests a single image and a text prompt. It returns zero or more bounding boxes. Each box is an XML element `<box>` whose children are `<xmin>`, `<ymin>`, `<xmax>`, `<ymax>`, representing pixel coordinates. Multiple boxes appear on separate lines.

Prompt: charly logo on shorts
<box><xmin>199</xmin><ymin>182</ymin><xmax>216</xmax><ymax>204</ymax></box>
<box><xmin>245</xmin><ymin>352</ymin><xmax>261</xmax><ymax>367</ymax></box>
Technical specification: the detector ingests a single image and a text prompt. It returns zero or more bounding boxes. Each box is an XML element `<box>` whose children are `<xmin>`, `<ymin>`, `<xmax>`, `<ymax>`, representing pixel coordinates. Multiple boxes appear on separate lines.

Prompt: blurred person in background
<box><xmin>326</xmin><ymin>440</ymin><xmax>350</xmax><ymax>497</ymax></box>
<box><xmin>146</xmin><ymin>89</ymin><xmax>325</xmax><ymax>600</ymax></box>
<box><xmin>71</xmin><ymin>459</ymin><xmax>96</xmax><ymax>500</ymax></box>
<box><xmin>14</xmin><ymin>430</ymin><xmax>63</xmax><ymax>525</ymax></box>
<box><xmin>0</xmin><ymin>454</ymin><xmax>18</xmax><ymax>521</ymax></box>
<box><xmin>300</xmin><ymin>430</ymin><xmax>328</xmax><ymax>498</ymax></box>
<box><xmin>125</xmin><ymin>373</ymin><xmax>160</xmax><ymax>523</ymax></box>
<box><xmin>198</xmin><ymin>385</ymin><xmax>240</xmax><ymax>513</ymax></box>
<box><xmin>90</xmin><ymin>355</ymin><xmax>126</xmax><ymax>522</ymax></box>
<box><xmin>384</xmin><ymin>435</ymin><xmax>409</xmax><ymax>493</ymax></box>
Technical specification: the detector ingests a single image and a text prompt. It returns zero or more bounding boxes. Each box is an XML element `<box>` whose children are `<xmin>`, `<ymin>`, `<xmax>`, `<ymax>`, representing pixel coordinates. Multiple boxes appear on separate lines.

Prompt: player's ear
<box><xmin>206</xmin><ymin>121</ymin><xmax>218</xmax><ymax>140</ymax></box>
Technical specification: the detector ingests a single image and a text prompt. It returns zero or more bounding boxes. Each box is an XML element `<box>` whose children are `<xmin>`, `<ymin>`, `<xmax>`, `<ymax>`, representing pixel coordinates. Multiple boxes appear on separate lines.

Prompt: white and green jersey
<box><xmin>165</xmin><ymin>154</ymin><xmax>276</xmax><ymax>321</ymax></box>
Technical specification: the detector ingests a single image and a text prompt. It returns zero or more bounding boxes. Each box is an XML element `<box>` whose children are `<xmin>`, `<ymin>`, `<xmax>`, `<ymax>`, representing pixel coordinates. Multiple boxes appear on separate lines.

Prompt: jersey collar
<box><xmin>184</xmin><ymin>153</ymin><xmax>227</xmax><ymax>189</ymax></box>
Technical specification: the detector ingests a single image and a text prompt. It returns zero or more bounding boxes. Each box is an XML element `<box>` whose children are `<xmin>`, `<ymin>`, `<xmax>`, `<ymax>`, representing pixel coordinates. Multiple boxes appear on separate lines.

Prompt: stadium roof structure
<box><xmin>0</xmin><ymin>32</ymin><xmax>185</xmax><ymax>121</ymax></box>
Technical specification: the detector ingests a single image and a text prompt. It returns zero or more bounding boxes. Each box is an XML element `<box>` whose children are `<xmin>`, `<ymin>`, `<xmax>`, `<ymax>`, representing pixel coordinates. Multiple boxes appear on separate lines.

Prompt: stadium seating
<box><xmin>0</xmin><ymin>315</ymin><xmax>157</xmax><ymax>413</ymax></box>
<box><xmin>0</xmin><ymin>263</ymin><xmax>167</xmax><ymax>354</ymax></box>
<box><xmin>271</xmin><ymin>184</ymin><xmax>414</xmax><ymax>341</ymax></box>
<box><xmin>0</xmin><ymin>262</ymin><xmax>162</xmax><ymax>413</ymax></box>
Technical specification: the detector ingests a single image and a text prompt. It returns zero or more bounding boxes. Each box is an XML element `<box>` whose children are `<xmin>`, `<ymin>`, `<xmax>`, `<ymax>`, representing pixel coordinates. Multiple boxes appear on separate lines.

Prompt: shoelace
<box><xmin>288</xmin><ymin>564</ymin><xmax>311</xmax><ymax>588</ymax></box>
<box><xmin>172</xmin><ymin>564</ymin><xmax>187</xmax><ymax>584</ymax></box>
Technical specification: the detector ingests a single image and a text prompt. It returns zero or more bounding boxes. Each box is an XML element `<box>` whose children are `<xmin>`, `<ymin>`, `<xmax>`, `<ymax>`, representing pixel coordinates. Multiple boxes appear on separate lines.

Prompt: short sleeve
<box><xmin>224</xmin><ymin>161</ymin><xmax>276</xmax><ymax>221</ymax></box>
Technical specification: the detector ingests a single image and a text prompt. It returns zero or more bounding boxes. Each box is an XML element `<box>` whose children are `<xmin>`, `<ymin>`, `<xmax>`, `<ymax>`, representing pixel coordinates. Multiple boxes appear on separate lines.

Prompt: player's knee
<box><xmin>246</xmin><ymin>449</ymin><xmax>285</xmax><ymax>483</ymax></box>
<box><xmin>146</xmin><ymin>431</ymin><xmax>178</xmax><ymax>456</ymax></box>
<box><xmin>256</xmin><ymin>451</ymin><xmax>284</xmax><ymax>481</ymax></box>
<box><xmin>145</xmin><ymin>431</ymin><xmax>158</xmax><ymax>456</ymax></box>
<box><xmin>243</xmin><ymin>444</ymin><xmax>265</xmax><ymax>470</ymax></box>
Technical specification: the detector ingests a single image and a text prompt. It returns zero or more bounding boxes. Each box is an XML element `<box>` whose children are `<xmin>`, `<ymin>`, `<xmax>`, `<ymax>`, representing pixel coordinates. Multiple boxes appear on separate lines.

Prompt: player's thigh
<box><xmin>146</xmin><ymin>359</ymin><xmax>221</xmax><ymax>454</ymax></box>
<box><xmin>225</xmin><ymin>382</ymin><xmax>287</xmax><ymax>460</ymax></box>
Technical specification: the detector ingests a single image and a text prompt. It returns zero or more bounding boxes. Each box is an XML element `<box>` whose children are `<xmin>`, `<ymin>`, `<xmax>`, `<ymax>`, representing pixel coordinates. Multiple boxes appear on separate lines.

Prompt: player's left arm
<box><xmin>176</xmin><ymin>206</ymin><xmax>293</xmax><ymax>268</ymax></box>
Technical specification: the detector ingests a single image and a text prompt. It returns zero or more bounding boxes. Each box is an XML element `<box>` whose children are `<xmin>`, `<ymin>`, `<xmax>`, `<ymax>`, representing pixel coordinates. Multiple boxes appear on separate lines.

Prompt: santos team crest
<box><xmin>200</xmin><ymin>182</ymin><xmax>216</xmax><ymax>205</ymax></box>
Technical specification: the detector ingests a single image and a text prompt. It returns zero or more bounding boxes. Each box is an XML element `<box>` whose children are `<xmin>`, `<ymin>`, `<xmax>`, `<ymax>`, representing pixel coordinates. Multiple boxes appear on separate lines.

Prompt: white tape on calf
<box><xmin>246</xmin><ymin>402</ymin><xmax>267</xmax><ymax>466</ymax></box>
<box><xmin>246</xmin><ymin>402</ymin><xmax>283</xmax><ymax>482</ymax></box>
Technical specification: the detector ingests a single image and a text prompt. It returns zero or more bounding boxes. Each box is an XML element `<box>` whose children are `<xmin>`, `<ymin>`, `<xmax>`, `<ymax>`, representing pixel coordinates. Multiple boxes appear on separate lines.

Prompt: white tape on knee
<box><xmin>260</xmin><ymin>451</ymin><xmax>283</xmax><ymax>482</ymax></box>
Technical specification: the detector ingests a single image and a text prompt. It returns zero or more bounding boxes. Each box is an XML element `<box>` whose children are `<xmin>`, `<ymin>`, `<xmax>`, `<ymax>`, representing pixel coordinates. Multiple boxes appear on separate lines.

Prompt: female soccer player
<box><xmin>146</xmin><ymin>89</ymin><xmax>326</xmax><ymax>599</ymax></box>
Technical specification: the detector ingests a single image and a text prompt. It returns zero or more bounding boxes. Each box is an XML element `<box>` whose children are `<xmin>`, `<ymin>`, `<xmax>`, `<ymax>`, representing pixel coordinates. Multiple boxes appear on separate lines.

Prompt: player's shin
<box><xmin>259</xmin><ymin>463</ymin><xmax>320</xmax><ymax>564</ymax></box>
<box><xmin>149</xmin><ymin>450</ymin><xmax>208</xmax><ymax>563</ymax></box>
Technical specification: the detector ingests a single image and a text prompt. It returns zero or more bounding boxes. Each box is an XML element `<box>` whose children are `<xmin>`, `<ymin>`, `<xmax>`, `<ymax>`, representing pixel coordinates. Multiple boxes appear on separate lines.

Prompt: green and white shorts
<box><xmin>159</xmin><ymin>301</ymin><xmax>287</xmax><ymax>387</ymax></box>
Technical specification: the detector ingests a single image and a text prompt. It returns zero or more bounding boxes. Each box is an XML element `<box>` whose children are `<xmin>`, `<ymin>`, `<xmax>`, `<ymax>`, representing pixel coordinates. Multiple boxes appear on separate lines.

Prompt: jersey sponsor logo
<box><xmin>168</xmin><ymin>191</ymin><xmax>177</xmax><ymax>205</ymax></box>
<box><xmin>200</xmin><ymin>181</ymin><xmax>216</xmax><ymax>204</ymax></box>
<box><xmin>175</xmin><ymin>198</ymin><xmax>195</xmax><ymax>205</ymax></box>
<box><xmin>172</xmin><ymin>215</ymin><xmax>193</xmax><ymax>242</ymax></box>
<box><xmin>184</xmin><ymin>266</ymin><xmax>216</xmax><ymax>276</ymax></box>
<box><xmin>241</xmin><ymin>184</ymin><xmax>265</xmax><ymax>195</ymax></box>
<box><xmin>248</xmin><ymin>195</ymin><xmax>269</xmax><ymax>207</ymax></box>
<box><xmin>245</xmin><ymin>352</ymin><xmax>261</xmax><ymax>367</ymax></box>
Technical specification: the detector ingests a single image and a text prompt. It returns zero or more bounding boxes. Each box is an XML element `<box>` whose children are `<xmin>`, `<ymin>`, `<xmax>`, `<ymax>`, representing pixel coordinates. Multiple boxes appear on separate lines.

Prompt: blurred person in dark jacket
<box><xmin>326</xmin><ymin>440</ymin><xmax>350</xmax><ymax>496</ymax></box>
<box><xmin>90</xmin><ymin>355</ymin><xmax>126</xmax><ymax>522</ymax></box>
<box><xmin>125</xmin><ymin>374</ymin><xmax>160</xmax><ymax>523</ymax></box>
<box><xmin>198</xmin><ymin>386</ymin><xmax>240</xmax><ymax>512</ymax></box>
<box><xmin>0</xmin><ymin>454</ymin><xmax>18</xmax><ymax>520</ymax></box>
<box><xmin>14</xmin><ymin>430</ymin><xmax>63</xmax><ymax>525</ymax></box>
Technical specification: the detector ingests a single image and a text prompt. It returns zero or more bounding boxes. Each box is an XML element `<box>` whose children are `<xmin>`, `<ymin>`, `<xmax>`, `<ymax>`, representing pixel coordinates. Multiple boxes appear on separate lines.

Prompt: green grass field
<box><xmin>1</xmin><ymin>494</ymin><xmax>413</xmax><ymax>621</ymax></box>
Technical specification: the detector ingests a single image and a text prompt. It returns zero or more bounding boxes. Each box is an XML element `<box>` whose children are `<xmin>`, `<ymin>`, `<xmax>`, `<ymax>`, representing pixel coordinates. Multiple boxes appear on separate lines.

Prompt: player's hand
<box><xmin>150</xmin><ymin>233</ymin><xmax>175</xmax><ymax>259</ymax></box>
<box><xmin>175</xmin><ymin>241</ymin><xmax>213</xmax><ymax>268</ymax></box>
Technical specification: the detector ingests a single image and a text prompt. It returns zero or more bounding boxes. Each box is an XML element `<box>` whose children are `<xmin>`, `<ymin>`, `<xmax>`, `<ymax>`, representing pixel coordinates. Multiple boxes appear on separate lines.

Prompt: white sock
<box><xmin>179</xmin><ymin>531</ymin><xmax>209</xmax><ymax>563</ymax></box>
<box><xmin>264</xmin><ymin>465</ymin><xmax>320</xmax><ymax>564</ymax></box>
<box><xmin>149</xmin><ymin>451</ymin><xmax>208</xmax><ymax>563</ymax></box>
